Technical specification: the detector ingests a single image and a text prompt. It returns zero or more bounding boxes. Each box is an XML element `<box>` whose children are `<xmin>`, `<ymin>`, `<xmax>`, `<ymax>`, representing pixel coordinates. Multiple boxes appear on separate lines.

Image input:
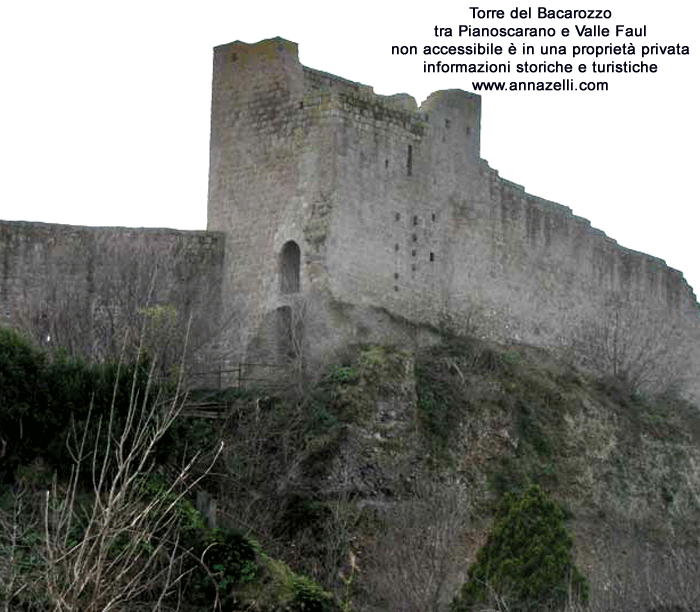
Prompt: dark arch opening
<box><xmin>280</xmin><ymin>240</ymin><xmax>300</xmax><ymax>294</ymax></box>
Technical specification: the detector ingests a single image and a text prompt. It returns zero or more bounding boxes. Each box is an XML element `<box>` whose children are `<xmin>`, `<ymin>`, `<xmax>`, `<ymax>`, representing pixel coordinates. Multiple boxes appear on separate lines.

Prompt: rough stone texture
<box><xmin>0</xmin><ymin>221</ymin><xmax>225</xmax><ymax>361</ymax></box>
<box><xmin>2</xmin><ymin>36</ymin><xmax>699</xmax><ymax>397</ymax></box>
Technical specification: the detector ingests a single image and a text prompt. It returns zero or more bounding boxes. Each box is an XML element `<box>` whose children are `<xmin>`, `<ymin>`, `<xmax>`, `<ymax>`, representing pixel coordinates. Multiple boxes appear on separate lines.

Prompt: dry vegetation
<box><xmin>2</xmin><ymin>313</ymin><xmax>700</xmax><ymax>612</ymax></box>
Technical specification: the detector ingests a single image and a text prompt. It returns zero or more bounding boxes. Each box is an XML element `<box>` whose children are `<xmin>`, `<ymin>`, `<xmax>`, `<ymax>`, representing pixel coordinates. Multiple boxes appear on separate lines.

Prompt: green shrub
<box><xmin>328</xmin><ymin>365</ymin><xmax>359</xmax><ymax>385</ymax></box>
<box><xmin>289</xmin><ymin>574</ymin><xmax>339</xmax><ymax>612</ymax></box>
<box><xmin>185</xmin><ymin>527</ymin><xmax>340</xmax><ymax>612</ymax></box>
<box><xmin>0</xmin><ymin>326</ymin><xmax>163</xmax><ymax>483</ymax></box>
<box><xmin>0</xmin><ymin>328</ymin><xmax>47</xmax><ymax>480</ymax></box>
<box><xmin>42</xmin><ymin>354</ymin><xmax>155</xmax><ymax>482</ymax></box>
<box><xmin>415</xmin><ymin>358</ymin><xmax>461</xmax><ymax>456</ymax></box>
<box><xmin>186</xmin><ymin>528</ymin><xmax>260</xmax><ymax>608</ymax></box>
<box><xmin>451</xmin><ymin>485</ymin><xmax>588</xmax><ymax>612</ymax></box>
<box><xmin>305</xmin><ymin>402</ymin><xmax>339</xmax><ymax>434</ymax></box>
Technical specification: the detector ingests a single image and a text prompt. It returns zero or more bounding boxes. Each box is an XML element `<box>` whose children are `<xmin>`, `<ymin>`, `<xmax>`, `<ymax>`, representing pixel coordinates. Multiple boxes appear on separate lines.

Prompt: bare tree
<box><xmin>0</xmin><ymin>484</ymin><xmax>44</xmax><ymax>610</ymax></box>
<box><xmin>10</xmin><ymin>238</ymin><xmax>227</xmax><ymax>374</ymax></box>
<box><xmin>363</xmin><ymin>478</ymin><xmax>472</xmax><ymax>612</ymax></box>
<box><xmin>288</xmin><ymin>295</ymin><xmax>308</xmax><ymax>397</ymax></box>
<box><xmin>0</xmin><ymin>327</ymin><xmax>223</xmax><ymax>611</ymax></box>
<box><xmin>584</xmin><ymin>526</ymin><xmax>700</xmax><ymax>612</ymax></box>
<box><xmin>570</xmin><ymin>292</ymin><xmax>692</xmax><ymax>395</ymax></box>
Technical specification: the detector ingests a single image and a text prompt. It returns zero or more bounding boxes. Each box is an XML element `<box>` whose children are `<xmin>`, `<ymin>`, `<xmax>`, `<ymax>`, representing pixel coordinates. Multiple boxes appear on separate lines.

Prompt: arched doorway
<box><xmin>280</xmin><ymin>240</ymin><xmax>300</xmax><ymax>294</ymax></box>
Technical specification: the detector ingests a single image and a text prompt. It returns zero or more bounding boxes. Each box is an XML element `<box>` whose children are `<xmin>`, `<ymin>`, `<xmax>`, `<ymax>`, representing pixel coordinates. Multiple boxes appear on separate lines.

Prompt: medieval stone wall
<box><xmin>315</xmin><ymin>69</ymin><xmax>697</xmax><ymax>345</ymax></box>
<box><xmin>446</xmin><ymin>166</ymin><xmax>697</xmax><ymax>348</ymax></box>
<box><xmin>1</xmin><ymin>36</ymin><xmax>698</xmax><ymax>397</ymax></box>
<box><xmin>160</xmin><ymin>36</ymin><xmax>700</xmax><ymax>393</ymax></box>
<box><xmin>0</xmin><ymin>221</ymin><xmax>224</xmax><ymax>361</ymax></box>
<box><xmin>256</xmin><ymin>38</ymin><xmax>699</xmax><ymax>394</ymax></box>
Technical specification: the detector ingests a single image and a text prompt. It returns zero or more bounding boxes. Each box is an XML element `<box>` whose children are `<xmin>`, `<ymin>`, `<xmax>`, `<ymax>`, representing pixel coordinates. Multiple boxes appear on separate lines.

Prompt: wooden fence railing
<box><xmin>174</xmin><ymin>362</ymin><xmax>294</xmax><ymax>419</ymax></box>
<box><xmin>178</xmin><ymin>400</ymin><xmax>231</xmax><ymax>419</ymax></box>
<box><xmin>183</xmin><ymin>362</ymin><xmax>293</xmax><ymax>392</ymax></box>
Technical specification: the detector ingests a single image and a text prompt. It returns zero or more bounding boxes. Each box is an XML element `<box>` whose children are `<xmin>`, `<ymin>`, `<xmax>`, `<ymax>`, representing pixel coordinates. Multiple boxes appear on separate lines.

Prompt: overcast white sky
<box><xmin>1</xmin><ymin>1</ymin><xmax>698</xmax><ymax>292</ymax></box>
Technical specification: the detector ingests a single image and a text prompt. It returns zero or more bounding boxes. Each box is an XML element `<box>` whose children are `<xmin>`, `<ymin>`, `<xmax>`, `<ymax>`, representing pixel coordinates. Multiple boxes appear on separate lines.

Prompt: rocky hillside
<box><xmin>206</xmin><ymin>337</ymin><xmax>700</xmax><ymax>612</ymax></box>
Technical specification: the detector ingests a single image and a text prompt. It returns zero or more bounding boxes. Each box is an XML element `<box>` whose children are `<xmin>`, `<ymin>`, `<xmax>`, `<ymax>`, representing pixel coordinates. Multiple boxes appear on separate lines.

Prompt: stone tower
<box><xmin>207</xmin><ymin>37</ymin><xmax>700</xmax><ymax>397</ymax></box>
<box><xmin>207</xmin><ymin>37</ymin><xmax>486</xmax><ymax>363</ymax></box>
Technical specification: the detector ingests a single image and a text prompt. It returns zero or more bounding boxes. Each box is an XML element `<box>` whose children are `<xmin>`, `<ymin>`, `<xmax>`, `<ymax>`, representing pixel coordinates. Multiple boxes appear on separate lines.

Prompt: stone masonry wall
<box><xmin>0</xmin><ymin>221</ymin><xmax>225</xmax><ymax>362</ymax></box>
<box><xmin>327</xmin><ymin>88</ymin><xmax>482</xmax><ymax>327</ymax></box>
<box><xmin>445</xmin><ymin>166</ymin><xmax>698</xmax><ymax>346</ymax></box>
<box><xmin>204</xmin><ymin>37</ymin><xmax>700</xmax><ymax>395</ymax></box>
<box><xmin>280</xmin><ymin>41</ymin><xmax>700</xmax><ymax>394</ymax></box>
<box><xmin>320</xmin><ymin>74</ymin><xmax>698</xmax><ymax>339</ymax></box>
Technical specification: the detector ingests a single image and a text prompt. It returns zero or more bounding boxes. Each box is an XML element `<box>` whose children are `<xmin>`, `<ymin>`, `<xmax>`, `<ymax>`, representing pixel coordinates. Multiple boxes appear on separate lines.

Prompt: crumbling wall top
<box><xmin>215</xmin><ymin>36</ymin><xmax>299</xmax><ymax>63</ymax></box>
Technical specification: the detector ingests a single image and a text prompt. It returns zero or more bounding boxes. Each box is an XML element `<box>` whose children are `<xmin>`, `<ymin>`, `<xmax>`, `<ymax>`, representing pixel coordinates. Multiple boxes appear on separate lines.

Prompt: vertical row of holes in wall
<box><xmin>393</xmin><ymin>211</ymin><xmax>436</xmax><ymax>291</ymax></box>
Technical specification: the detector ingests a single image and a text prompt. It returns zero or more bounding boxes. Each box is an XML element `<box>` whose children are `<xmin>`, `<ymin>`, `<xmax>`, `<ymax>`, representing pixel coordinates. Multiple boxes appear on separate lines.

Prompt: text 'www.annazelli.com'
<box><xmin>471</xmin><ymin>80</ymin><xmax>608</xmax><ymax>91</ymax></box>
